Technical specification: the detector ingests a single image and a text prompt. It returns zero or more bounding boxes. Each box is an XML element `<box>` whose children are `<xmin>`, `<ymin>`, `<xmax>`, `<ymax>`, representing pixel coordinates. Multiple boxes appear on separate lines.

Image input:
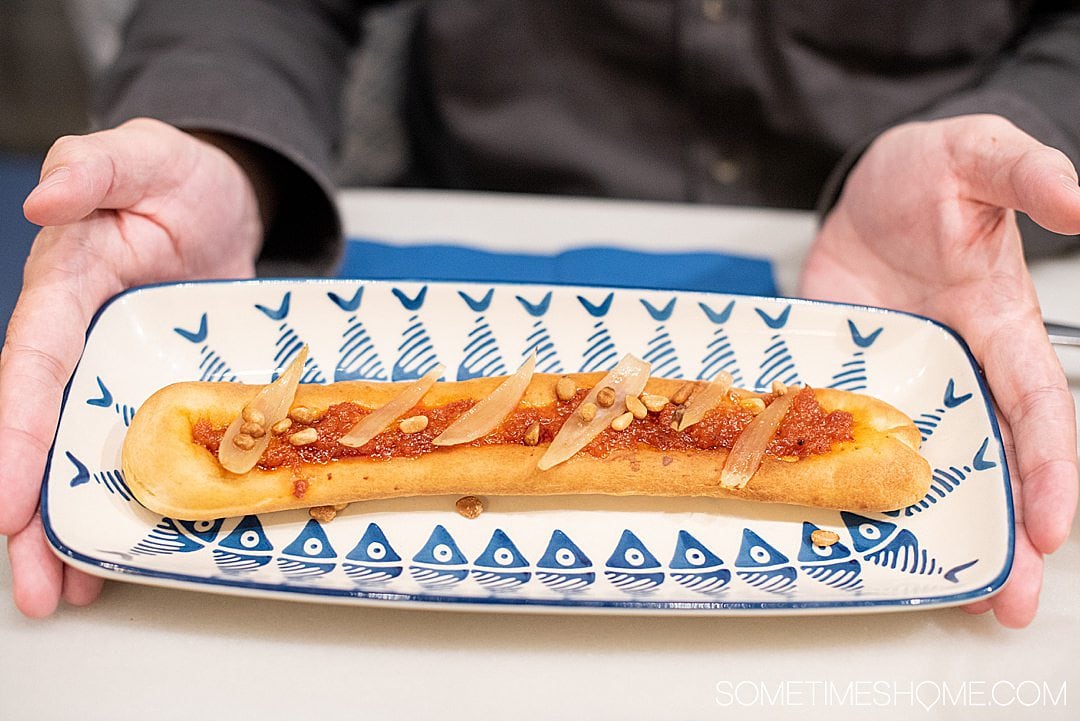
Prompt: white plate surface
<box><xmin>43</xmin><ymin>279</ymin><xmax>1012</xmax><ymax>614</ymax></box>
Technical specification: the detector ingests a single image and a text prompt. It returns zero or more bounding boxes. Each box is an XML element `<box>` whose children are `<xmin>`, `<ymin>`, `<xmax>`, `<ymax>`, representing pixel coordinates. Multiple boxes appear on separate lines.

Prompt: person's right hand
<box><xmin>1</xmin><ymin>117</ymin><xmax>264</xmax><ymax>617</ymax></box>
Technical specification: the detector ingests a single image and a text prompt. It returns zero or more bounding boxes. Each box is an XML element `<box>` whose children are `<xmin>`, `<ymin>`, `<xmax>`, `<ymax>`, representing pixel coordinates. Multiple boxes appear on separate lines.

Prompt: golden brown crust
<box><xmin>121</xmin><ymin>375</ymin><xmax>932</xmax><ymax>521</ymax></box>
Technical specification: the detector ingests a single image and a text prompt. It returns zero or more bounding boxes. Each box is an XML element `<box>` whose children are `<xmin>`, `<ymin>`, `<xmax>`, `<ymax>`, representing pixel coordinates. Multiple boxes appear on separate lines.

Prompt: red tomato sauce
<box><xmin>192</xmin><ymin>387</ymin><xmax>852</xmax><ymax>470</ymax></box>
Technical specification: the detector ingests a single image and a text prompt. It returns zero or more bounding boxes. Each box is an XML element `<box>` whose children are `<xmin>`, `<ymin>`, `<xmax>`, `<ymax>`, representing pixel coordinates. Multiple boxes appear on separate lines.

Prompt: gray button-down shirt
<box><xmin>98</xmin><ymin>0</ymin><xmax>1080</xmax><ymax>268</ymax></box>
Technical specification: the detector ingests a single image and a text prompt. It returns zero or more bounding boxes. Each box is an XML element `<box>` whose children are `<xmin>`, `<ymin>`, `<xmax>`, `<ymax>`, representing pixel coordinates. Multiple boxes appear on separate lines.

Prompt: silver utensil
<box><xmin>1046</xmin><ymin>322</ymin><xmax>1080</xmax><ymax>347</ymax></box>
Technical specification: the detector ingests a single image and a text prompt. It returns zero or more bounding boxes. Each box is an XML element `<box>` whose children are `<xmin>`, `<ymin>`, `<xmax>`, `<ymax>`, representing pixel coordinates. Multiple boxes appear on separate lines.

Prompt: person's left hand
<box><xmin>800</xmin><ymin>114</ymin><xmax>1079</xmax><ymax>628</ymax></box>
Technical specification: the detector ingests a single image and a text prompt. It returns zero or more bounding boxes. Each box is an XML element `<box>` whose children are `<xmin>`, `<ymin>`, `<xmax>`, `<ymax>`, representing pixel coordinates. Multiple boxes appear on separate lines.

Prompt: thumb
<box><xmin>23</xmin><ymin>118</ymin><xmax>194</xmax><ymax>227</ymax></box>
<box><xmin>947</xmin><ymin>114</ymin><xmax>1080</xmax><ymax>235</ymax></box>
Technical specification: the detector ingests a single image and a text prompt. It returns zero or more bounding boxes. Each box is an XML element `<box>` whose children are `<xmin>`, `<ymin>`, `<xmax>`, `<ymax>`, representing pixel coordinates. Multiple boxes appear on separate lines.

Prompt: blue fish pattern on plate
<box><xmin>841</xmin><ymin>513</ymin><xmax>978</xmax><ymax>583</ymax></box>
<box><xmin>66</xmin><ymin>452</ymin><xmax>131</xmax><ymax>501</ymax></box>
<box><xmin>174</xmin><ymin>313</ymin><xmax>240</xmax><ymax>383</ymax></box>
<box><xmin>277</xmin><ymin>519</ymin><xmax>337</xmax><ymax>578</ymax></box>
<box><xmin>797</xmin><ymin>522</ymin><xmax>863</xmax><ymax>592</ymax></box>
<box><xmin>640</xmin><ymin>297</ymin><xmax>684</xmax><ymax>379</ymax></box>
<box><xmin>330</xmin><ymin>287</ymin><xmax>390</xmax><ymax>381</ymax></box>
<box><xmin>42</xmin><ymin>279</ymin><xmax>1011</xmax><ymax>614</ymax></box>
<box><xmin>516</xmin><ymin>291</ymin><xmax>564</xmax><ymax>373</ymax></box>
<box><xmin>131</xmin><ymin>518</ymin><xmax>223</xmax><ymax>556</ymax></box>
<box><xmin>410</xmin><ymin>525</ymin><xmax>470</xmax><ymax>587</ymax></box>
<box><xmin>886</xmin><ymin>438</ymin><xmax>997</xmax><ymax>517</ymax></box>
<box><xmin>86</xmin><ymin>376</ymin><xmax>138</xmax><ymax>426</ymax></box>
<box><xmin>457</xmin><ymin>289</ymin><xmax>508</xmax><ymax>381</ymax></box>
<box><xmin>826</xmin><ymin>320</ymin><xmax>882</xmax><ymax>392</ymax></box>
<box><xmin>913</xmin><ymin>379</ymin><xmax>973</xmax><ymax>442</ymax></box>
<box><xmin>344</xmin><ymin>522</ymin><xmax>404</xmax><ymax>584</ymax></box>
<box><xmin>471</xmin><ymin>528</ymin><xmax>531</xmax><ymax>590</ymax></box>
<box><xmin>604</xmin><ymin>530</ymin><xmax>664</xmax><ymax>593</ymax></box>
<box><xmin>536</xmin><ymin>530</ymin><xmax>595</xmax><ymax>592</ymax></box>
<box><xmin>752</xmin><ymin>306</ymin><xmax>800</xmax><ymax>391</ymax></box>
<box><xmin>669</xmin><ymin>530</ymin><xmax>731</xmax><ymax>594</ymax></box>
<box><xmin>697</xmin><ymin>300</ymin><xmax>745</xmax><ymax>386</ymax></box>
<box><xmin>577</xmin><ymin>293</ymin><xmax>619</xmax><ymax>373</ymax></box>
<box><xmin>734</xmin><ymin>528</ymin><xmax>798</xmax><ymax>595</ymax></box>
<box><xmin>214</xmin><ymin>515</ymin><xmax>274</xmax><ymax>574</ymax></box>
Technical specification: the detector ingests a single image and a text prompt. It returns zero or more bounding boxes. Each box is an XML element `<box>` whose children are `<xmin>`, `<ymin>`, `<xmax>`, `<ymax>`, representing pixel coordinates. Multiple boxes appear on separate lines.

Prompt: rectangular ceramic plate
<box><xmin>43</xmin><ymin>279</ymin><xmax>1012</xmax><ymax>614</ymax></box>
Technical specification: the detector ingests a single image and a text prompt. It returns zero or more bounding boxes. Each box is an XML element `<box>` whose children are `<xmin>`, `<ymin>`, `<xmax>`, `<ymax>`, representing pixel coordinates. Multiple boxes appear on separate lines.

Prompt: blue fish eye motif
<box><xmin>180</xmin><ymin>519</ymin><xmax>223</xmax><ymax>543</ymax></box>
<box><xmin>538</xmin><ymin>530</ymin><xmax>591</xmax><ymax>570</ymax></box>
<box><xmin>475</xmin><ymin>530</ymin><xmax>528</xmax><ymax>569</ymax></box>
<box><xmin>684</xmin><ymin>548</ymin><xmax>707</xmax><ymax>566</ymax></box>
<box><xmin>668</xmin><ymin>530</ymin><xmax>730</xmax><ymax>594</ymax></box>
<box><xmin>131</xmin><ymin>517</ymin><xmax>208</xmax><ymax>556</ymax></box>
<box><xmin>342</xmin><ymin>523</ymin><xmax>403</xmax><ymax>586</ymax></box>
<box><xmin>218</xmin><ymin>515</ymin><xmax>273</xmax><ymax>552</ymax></box>
<box><xmin>346</xmin><ymin>523</ymin><xmax>402</xmax><ymax>563</ymax></box>
<box><xmin>555</xmin><ymin>549</ymin><xmax>577</xmax><ymax>567</ymax></box>
<box><xmin>797</xmin><ymin>523</ymin><xmax>863</xmax><ymax>592</ymax></box>
<box><xmin>604</xmin><ymin>530</ymin><xmax>664</xmax><ymax>592</ymax></box>
<box><xmin>606</xmin><ymin>530</ymin><xmax>661</xmax><ymax>570</ymax></box>
<box><xmin>797</xmin><ymin>523</ymin><xmax>853</xmax><ymax>563</ymax></box>
<box><xmin>735</xmin><ymin>529</ymin><xmax>790</xmax><ymax>568</ymax></box>
<box><xmin>841</xmin><ymin>513</ymin><xmax>898</xmax><ymax>553</ymax></box>
<box><xmin>734</xmin><ymin>528</ymin><xmax>797</xmax><ymax>594</ymax></box>
<box><xmin>669</xmin><ymin>530</ymin><xmax>725</xmax><ymax>570</ymax></box>
<box><xmin>282</xmin><ymin>519</ymin><xmax>337</xmax><ymax>559</ymax></box>
<box><xmin>410</xmin><ymin>525</ymin><xmax>469</xmax><ymax>588</ymax></box>
<box><xmin>413</xmin><ymin>525</ymin><xmax>467</xmax><ymax>566</ymax></box>
<box><xmin>471</xmin><ymin>529</ymin><xmax>531</xmax><ymax>590</ymax></box>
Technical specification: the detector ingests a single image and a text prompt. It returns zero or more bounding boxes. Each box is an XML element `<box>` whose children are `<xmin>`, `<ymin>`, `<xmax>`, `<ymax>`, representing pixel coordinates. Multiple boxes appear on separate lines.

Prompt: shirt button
<box><xmin>702</xmin><ymin>0</ymin><xmax>725</xmax><ymax>22</ymax></box>
<box><xmin>710</xmin><ymin>158</ymin><xmax>741</xmax><ymax>185</ymax></box>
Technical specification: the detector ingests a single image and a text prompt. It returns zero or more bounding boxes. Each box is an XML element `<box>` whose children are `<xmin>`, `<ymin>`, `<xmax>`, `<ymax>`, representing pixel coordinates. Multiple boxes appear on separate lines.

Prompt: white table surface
<box><xmin>2</xmin><ymin>189</ymin><xmax>1077</xmax><ymax>721</ymax></box>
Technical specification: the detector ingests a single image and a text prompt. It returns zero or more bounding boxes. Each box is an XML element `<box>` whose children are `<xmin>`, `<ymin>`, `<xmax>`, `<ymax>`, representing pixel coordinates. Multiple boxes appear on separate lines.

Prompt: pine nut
<box><xmin>610</xmin><ymin>411</ymin><xmax>634</xmax><ymax>431</ymax></box>
<box><xmin>398</xmin><ymin>415</ymin><xmax>429</xmax><ymax>434</ymax></box>
<box><xmin>579</xmin><ymin>402</ymin><xmax>598</xmax><ymax>422</ymax></box>
<box><xmin>309</xmin><ymin>505</ymin><xmax>338</xmax><ymax>523</ymax></box>
<box><xmin>523</xmin><ymin>421</ymin><xmax>541</xmax><ymax>446</ymax></box>
<box><xmin>232</xmin><ymin>433</ymin><xmax>256</xmax><ymax>451</ymax></box>
<box><xmin>811</xmin><ymin>529</ymin><xmax>840</xmax><ymax>547</ymax></box>
<box><xmin>640</xmin><ymin>393</ymin><xmax>669</xmax><ymax>413</ymax></box>
<box><xmin>271</xmin><ymin>418</ymin><xmax>293</xmax><ymax>435</ymax></box>
<box><xmin>288</xmin><ymin>406</ymin><xmax>319</xmax><ymax>424</ymax></box>
<box><xmin>625</xmin><ymin>395</ymin><xmax>648</xmax><ymax>419</ymax></box>
<box><xmin>242</xmin><ymin>406</ymin><xmax>265</xmax><ymax>425</ymax></box>
<box><xmin>288</xmin><ymin>427</ymin><xmax>319</xmax><ymax>446</ymax></box>
<box><xmin>455</xmin><ymin>495</ymin><xmax>485</xmax><ymax>519</ymax></box>
<box><xmin>240</xmin><ymin>421</ymin><xmax>266</xmax><ymax>438</ymax></box>
<box><xmin>671</xmin><ymin>382</ymin><xmax>695</xmax><ymax>406</ymax></box>
<box><xmin>555</xmin><ymin>376</ymin><xmax>577</xmax><ymax>402</ymax></box>
<box><xmin>740</xmin><ymin>397</ymin><xmax>766</xmax><ymax>414</ymax></box>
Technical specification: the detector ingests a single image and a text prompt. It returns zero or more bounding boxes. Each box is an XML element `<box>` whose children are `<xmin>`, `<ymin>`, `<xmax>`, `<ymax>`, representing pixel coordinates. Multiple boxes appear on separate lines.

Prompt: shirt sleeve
<box><xmin>93</xmin><ymin>0</ymin><xmax>369</xmax><ymax>276</ymax></box>
<box><xmin>816</xmin><ymin>3</ymin><xmax>1080</xmax><ymax>256</ymax></box>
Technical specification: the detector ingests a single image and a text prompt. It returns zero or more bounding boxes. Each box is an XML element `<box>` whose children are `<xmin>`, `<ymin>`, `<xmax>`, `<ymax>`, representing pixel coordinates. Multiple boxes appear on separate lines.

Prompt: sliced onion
<box><xmin>537</xmin><ymin>354</ymin><xmax>651</xmax><ymax>471</ymax></box>
<box><xmin>338</xmin><ymin>364</ymin><xmax>445</xmax><ymax>448</ymax></box>
<box><xmin>219</xmin><ymin>346</ymin><xmax>309</xmax><ymax>474</ymax></box>
<box><xmin>719</xmin><ymin>386</ymin><xmax>800</xmax><ymax>489</ymax></box>
<box><xmin>676</xmin><ymin>370</ymin><xmax>733</xmax><ymax>431</ymax></box>
<box><xmin>433</xmin><ymin>353</ymin><xmax>536</xmax><ymax>446</ymax></box>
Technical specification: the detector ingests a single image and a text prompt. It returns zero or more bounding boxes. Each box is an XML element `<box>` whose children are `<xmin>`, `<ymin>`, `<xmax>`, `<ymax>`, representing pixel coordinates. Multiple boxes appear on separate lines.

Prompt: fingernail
<box><xmin>26</xmin><ymin>167</ymin><xmax>70</xmax><ymax>199</ymax></box>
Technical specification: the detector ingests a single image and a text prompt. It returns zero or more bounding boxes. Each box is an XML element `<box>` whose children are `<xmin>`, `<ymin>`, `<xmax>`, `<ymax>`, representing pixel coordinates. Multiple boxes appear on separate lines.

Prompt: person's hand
<box><xmin>1</xmin><ymin>118</ymin><xmax>264</xmax><ymax>616</ymax></box>
<box><xmin>800</xmin><ymin>114</ymin><xmax>1079</xmax><ymax>628</ymax></box>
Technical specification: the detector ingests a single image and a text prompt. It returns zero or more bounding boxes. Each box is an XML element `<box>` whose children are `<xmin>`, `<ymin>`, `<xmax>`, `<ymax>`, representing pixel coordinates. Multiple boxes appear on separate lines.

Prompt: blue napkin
<box><xmin>339</xmin><ymin>237</ymin><xmax>777</xmax><ymax>296</ymax></box>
